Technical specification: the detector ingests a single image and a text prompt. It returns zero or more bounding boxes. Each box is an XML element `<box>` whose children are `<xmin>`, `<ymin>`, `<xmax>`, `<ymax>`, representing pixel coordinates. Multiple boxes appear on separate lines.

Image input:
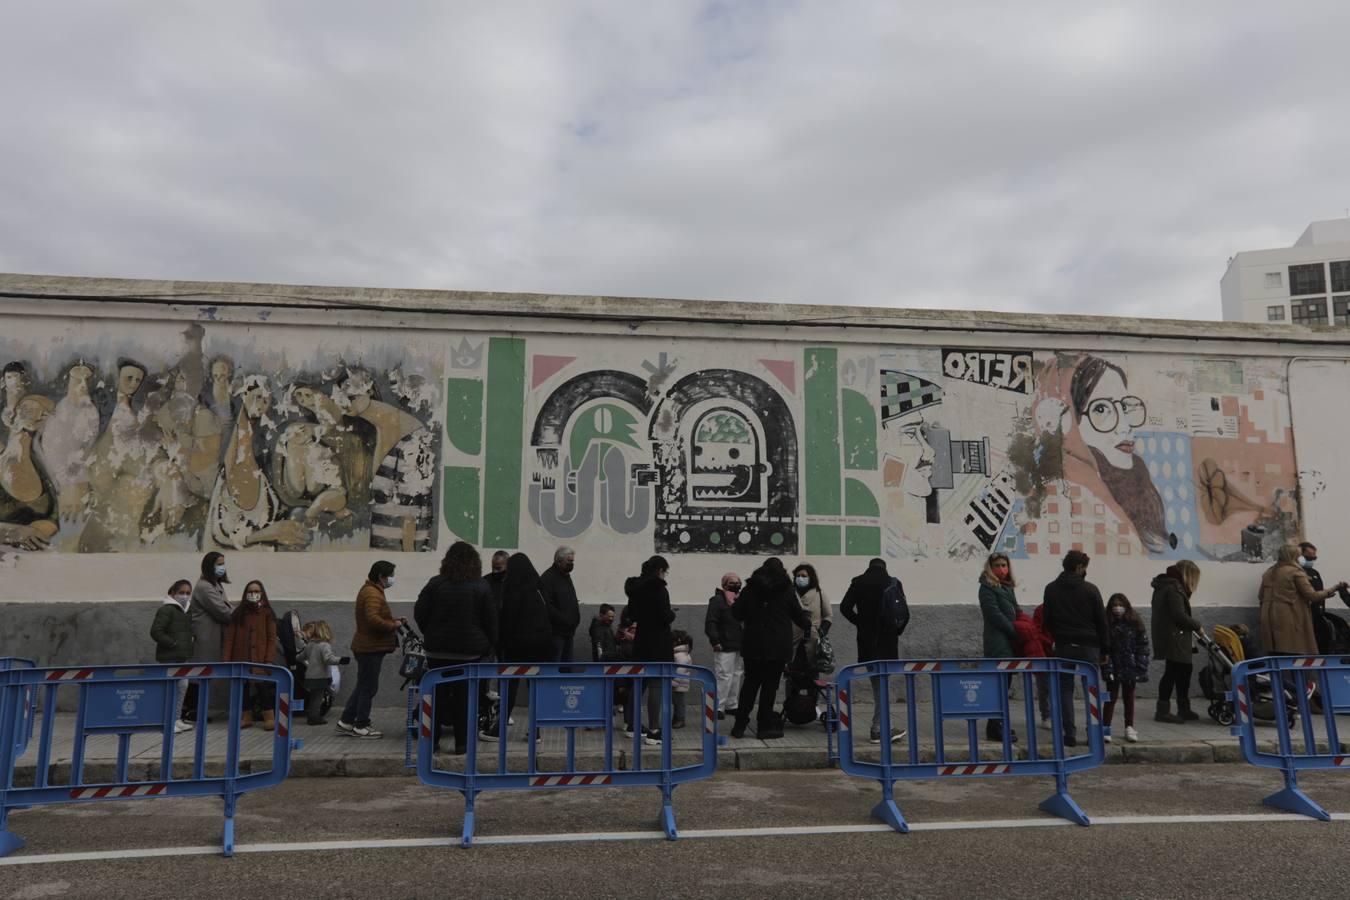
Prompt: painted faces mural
<box><xmin>0</xmin><ymin>323</ymin><xmax>442</xmax><ymax>553</ymax></box>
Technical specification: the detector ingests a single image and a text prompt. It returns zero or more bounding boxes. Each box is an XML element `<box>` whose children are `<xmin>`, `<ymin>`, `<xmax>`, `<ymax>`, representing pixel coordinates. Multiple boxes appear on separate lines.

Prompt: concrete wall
<box><xmin>0</xmin><ymin>274</ymin><xmax>1347</xmax><ymax>706</ymax></box>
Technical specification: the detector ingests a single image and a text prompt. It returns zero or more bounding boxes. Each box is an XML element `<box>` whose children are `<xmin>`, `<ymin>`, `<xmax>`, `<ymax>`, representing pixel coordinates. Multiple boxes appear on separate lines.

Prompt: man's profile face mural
<box><xmin>880</xmin><ymin>370</ymin><xmax>942</xmax><ymax>501</ymax></box>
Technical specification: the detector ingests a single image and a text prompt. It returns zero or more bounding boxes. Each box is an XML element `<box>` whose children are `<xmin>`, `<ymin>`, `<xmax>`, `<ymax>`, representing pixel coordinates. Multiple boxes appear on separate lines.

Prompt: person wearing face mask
<box><xmin>704</xmin><ymin>573</ymin><xmax>744</xmax><ymax>720</ymax></box>
<box><xmin>224</xmin><ymin>580</ymin><xmax>279</xmax><ymax>730</ymax></box>
<box><xmin>790</xmin><ymin>564</ymin><xmax>832</xmax><ymax>670</ymax></box>
<box><xmin>1295</xmin><ymin>542</ymin><xmax>1350</xmax><ymax>654</ymax></box>
<box><xmin>1151</xmin><ymin>560</ymin><xmax>1205</xmax><ymax>724</ymax></box>
<box><xmin>1102</xmin><ymin>594</ymin><xmax>1150</xmax><ymax>743</ymax></box>
<box><xmin>184</xmin><ymin>552</ymin><xmax>232</xmax><ymax>723</ymax></box>
<box><xmin>978</xmin><ymin>552</ymin><xmax>1020</xmax><ymax>743</ymax></box>
<box><xmin>338</xmin><ymin>560</ymin><xmax>405</xmax><ymax>739</ymax></box>
<box><xmin>539</xmin><ymin>547</ymin><xmax>581</xmax><ymax>666</ymax></box>
<box><xmin>626</xmin><ymin>555</ymin><xmax>676</xmax><ymax>745</ymax></box>
<box><xmin>1260</xmin><ymin>543</ymin><xmax>1347</xmax><ymax>659</ymax></box>
<box><xmin>151</xmin><ymin>578</ymin><xmax>196</xmax><ymax>734</ymax></box>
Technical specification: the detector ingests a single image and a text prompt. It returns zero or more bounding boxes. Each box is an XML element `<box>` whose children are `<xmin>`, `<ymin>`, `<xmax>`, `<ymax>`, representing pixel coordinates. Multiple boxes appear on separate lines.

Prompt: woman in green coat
<box><xmin>979</xmin><ymin>552</ymin><xmax>1020</xmax><ymax>742</ymax></box>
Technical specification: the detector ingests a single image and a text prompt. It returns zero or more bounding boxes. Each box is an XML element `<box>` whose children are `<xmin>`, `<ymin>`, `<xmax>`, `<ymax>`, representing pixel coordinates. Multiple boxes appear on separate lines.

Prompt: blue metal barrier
<box><xmin>0</xmin><ymin>660</ymin><xmax>36</xmax><ymax>760</ymax></box>
<box><xmin>1228</xmin><ymin>654</ymin><xmax>1350</xmax><ymax>820</ymax></box>
<box><xmin>835</xmin><ymin>657</ymin><xmax>1107</xmax><ymax>831</ymax></box>
<box><xmin>0</xmin><ymin>662</ymin><xmax>302</xmax><ymax>857</ymax></box>
<box><xmin>414</xmin><ymin>662</ymin><xmax>719</xmax><ymax>846</ymax></box>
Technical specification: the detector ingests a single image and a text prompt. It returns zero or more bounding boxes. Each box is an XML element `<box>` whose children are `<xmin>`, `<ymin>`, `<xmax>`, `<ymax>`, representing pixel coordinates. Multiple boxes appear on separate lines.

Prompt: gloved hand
<box><xmin>819</xmin><ymin>620</ymin><xmax>832</xmax><ymax>636</ymax></box>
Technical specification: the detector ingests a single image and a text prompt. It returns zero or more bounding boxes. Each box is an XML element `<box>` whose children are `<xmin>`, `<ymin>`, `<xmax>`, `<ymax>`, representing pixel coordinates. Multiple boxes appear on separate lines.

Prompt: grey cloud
<box><xmin>2</xmin><ymin>1</ymin><xmax>1348</xmax><ymax>321</ymax></box>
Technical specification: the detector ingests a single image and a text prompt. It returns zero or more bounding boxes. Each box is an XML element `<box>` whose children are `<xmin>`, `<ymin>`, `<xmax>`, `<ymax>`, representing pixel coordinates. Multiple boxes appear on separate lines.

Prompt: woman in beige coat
<box><xmin>1260</xmin><ymin>544</ymin><xmax>1347</xmax><ymax>655</ymax></box>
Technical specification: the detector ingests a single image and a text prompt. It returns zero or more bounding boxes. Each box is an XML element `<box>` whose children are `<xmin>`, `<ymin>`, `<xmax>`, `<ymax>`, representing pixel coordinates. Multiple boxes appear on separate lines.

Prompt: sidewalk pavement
<box><xmin>13</xmin><ymin>696</ymin><xmax>1347</xmax><ymax>782</ymax></box>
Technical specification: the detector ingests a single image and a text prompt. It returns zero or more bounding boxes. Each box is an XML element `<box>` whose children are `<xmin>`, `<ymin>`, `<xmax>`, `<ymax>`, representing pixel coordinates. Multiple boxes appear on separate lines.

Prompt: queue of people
<box><xmin>151</xmin><ymin>536</ymin><xmax>1349</xmax><ymax>751</ymax></box>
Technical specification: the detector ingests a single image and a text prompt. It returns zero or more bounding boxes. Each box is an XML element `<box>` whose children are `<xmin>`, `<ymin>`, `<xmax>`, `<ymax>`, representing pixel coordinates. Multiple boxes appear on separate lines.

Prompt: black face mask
<box><xmin>726</xmin><ymin>585</ymin><xmax>741</xmax><ymax>594</ymax></box>
<box><xmin>562</xmin><ymin>562</ymin><xmax>575</xmax><ymax>573</ymax></box>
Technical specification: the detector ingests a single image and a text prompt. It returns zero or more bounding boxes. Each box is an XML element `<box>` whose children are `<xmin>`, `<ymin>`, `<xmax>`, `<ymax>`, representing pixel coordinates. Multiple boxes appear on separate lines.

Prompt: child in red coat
<box><xmin>1015</xmin><ymin>605</ymin><xmax>1055</xmax><ymax>723</ymax></box>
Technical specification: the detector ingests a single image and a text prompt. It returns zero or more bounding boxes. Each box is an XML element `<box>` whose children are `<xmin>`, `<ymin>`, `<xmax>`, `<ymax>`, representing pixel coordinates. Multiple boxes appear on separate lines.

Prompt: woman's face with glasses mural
<box><xmin>1076</xmin><ymin>367</ymin><xmax>1146</xmax><ymax>470</ymax></box>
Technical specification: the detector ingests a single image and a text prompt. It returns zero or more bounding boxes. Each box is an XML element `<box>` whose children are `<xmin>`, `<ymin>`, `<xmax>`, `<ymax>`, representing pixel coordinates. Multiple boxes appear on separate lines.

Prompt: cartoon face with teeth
<box><xmin>689</xmin><ymin>408</ymin><xmax>765</xmax><ymax>506</ymax></box>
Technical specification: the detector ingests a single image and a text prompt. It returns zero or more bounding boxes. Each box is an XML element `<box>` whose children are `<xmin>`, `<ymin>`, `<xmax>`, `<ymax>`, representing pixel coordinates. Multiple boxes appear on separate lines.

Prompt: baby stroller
<box><xmin>781</xmin><ymin>639</ymin><xmax>826</xmax><ymax>726</ymax></box>
<box><xmin>1196</xmin><ymin>626</ymin><xmax>1294</xmax><ymax>728</ymax></box>
<box><xmin>396</xmin><ymin>622</ymin><xmax>428</xmax><ymax>689</ymax></box>
<box><xmin>278</xmin><ymin>609</ymin><xmax>334</xmax><ymax>719</ymax></box>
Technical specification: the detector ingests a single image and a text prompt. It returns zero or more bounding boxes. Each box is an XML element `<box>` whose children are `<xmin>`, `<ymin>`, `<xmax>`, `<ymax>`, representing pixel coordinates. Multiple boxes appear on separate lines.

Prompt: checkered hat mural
<box><xmin>880</xmin><ymin>370</ymin><xmax>944</xmax><ymax>423</ymax></box>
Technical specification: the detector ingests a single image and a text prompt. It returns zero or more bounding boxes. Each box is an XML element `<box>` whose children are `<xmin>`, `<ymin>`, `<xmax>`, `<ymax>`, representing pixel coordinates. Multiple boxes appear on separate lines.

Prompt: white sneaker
<box><xmin>174</xmin><ymin>719</ymin><xmax>194</xmax><ymax>734</ymax></box>
<box><xmin>352</xmin><ymin>726</ymin><xmax>383</xmax><ymax>739</ymax></box>
<box><xmin>1104</xmin><ymin>733</ymin><xmax>1112</xmax><ymax>743</ymax></box>
<box><xmin>335</xmin><ymin>720</ymin><xmax>355</xmax><ymax>735</ymax></box>
<box><xmin>1125</xmin><ymin>726</ymin><xmax>1139</xmax><ymax>743</ymax></box>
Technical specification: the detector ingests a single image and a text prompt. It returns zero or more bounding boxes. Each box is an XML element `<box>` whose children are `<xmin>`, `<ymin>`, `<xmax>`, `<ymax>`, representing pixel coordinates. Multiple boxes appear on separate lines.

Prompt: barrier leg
<box><xmin>659</xmin><ymin>784</ymin><xmax>677</xmax><ymax>840</ymax></box>
<box><xmin>1263</xmin><ymin>770</ymin><xmax>1330</xmax><ymax>821</ymax></box>
<box><xmin>0</xmin><ymin>807</ymin><xmax>24</xmax><ymax>857</ymax></box>
<box><xmin>222</xmin><ymin>792</ymin><xmax>237</xmax><ymax>857</ymax></box>
<box><xmin>461</xmin><ymin>789</ymin><xmax>478</xmax><ymax>848</ymax></box>
<box><xmin>871</xmin><ymin>781</ymin><xmax>909</xmax><ymax>834</ymax></box>
<box><xmin>1038</xmin><ymin>772</ymin><xmax>1090</xmax><ymax>826</ymax></box>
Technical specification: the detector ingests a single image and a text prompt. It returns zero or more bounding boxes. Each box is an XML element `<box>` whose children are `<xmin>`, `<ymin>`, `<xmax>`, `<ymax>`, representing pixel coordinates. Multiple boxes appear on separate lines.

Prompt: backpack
<box><xmin>396</xmin><ymin>623</ymin><xmax>428</xmax><ymax>689</ymax></box>
<box><xmin>881</xmin><ymin>577</ymin><xmax>910</xmax><ymax>635</ymax></box>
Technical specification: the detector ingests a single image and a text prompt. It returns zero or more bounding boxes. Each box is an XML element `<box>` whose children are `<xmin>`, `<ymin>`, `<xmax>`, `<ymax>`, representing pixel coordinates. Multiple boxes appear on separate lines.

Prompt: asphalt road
<box><xmin>3</xmin><ymin>765</ymin><xmax>1348</xmax><ymax>899</ymax></box>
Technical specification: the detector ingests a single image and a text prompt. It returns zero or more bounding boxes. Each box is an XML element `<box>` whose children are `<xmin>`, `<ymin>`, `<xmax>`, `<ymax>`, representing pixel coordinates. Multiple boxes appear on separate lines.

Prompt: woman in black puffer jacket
<box><xmin>624</xmin><ymin>555</ymin><xmax>675</xmax><ymax>743</ymax></box>
<box><xmin>731</xmin><ymin>558</ymin><xmax>811</xmax><ymax>740</ymax></box>
<box><xmin>415</xmin><ymin>541</ymin><xmax>498</xmax><ymax>753</ymax></box>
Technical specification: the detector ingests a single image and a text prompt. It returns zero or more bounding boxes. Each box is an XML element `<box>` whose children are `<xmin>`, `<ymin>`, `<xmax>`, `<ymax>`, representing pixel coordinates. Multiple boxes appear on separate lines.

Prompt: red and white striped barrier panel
<box><xmin>704</xmin><ymin>692</ymin><xmax>716</xmax><ymax>734</ymax></box>
<box><xmin>169</xmin><ymin>665</ymin><xmax>214</xmax><ymax>678</ymax></box>
<box><xmin>498</xmin><ymin>665</ymin><xmax>540</xmax><ymax>676</ymax></box>
<box><xmin>838</xmin><ymin>688</ymin><xmax>851</xmax><ymax>732</ymax></box>
<box><xmin>44</xmin><ymin>669</ymin><xmax>94</xmax><ymax>682</ymax></box>
<box><xmin>1087</xmin><ymin>684</ymin><xmax>1100</xmax><ymax>723</ymax></box>
<box><xmin>996</xmin><ymin>660</ymin><xmax>1033</xmax><ymax>670</ymax></box>
<box><xmin>420</xmin><ymin>695</ymin><xmax>433</xmax><ymax>739</ymax></box>
<box><xmin>530</xmin><ymin>774</ymin><xmax>612</xmax><ymax>787</ymax></box>
<box><xmin>603</xmin><ymin>665</ymin><xmax>645</xmax><ymax>676</ymax></box>
<box><xmin>69</xmin><ymin>783</ymin><xmax>167</xmax><ymax>800</ymax></box>
<box><xmin>276</xmin><ymin>694</ymin><xmax>290</xmax><ymax>739</ymax></box>
<box><xmin>902</xmin><ymin>662</ymin><xmax>941</xmax><ymax>672</ymax></box>
<box><xmin>938</xmin><ymin>764</ymin><xmax>1011</xmax><ymax>776</ymax></box>
<box><xmin>1291</xmin><ymin>658</ymin><xmax>1327</xmax><ymax>668</ymax></box>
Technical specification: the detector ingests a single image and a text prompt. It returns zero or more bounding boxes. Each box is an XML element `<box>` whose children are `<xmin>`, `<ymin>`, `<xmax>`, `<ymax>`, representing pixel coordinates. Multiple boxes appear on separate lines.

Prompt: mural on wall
<box><xmin>440</xmin><ymin>337</ymin><xmax>1301</xmax><ymax>565</ymax></box>
<box><xmin>0</xmin><ymin>323</ymin><xmax>442</xmax><ymax>553</ymax></box>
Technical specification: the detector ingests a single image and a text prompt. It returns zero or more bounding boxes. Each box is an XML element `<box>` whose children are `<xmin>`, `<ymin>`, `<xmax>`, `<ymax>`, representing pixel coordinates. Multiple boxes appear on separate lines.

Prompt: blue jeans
<box><xmin>1053</xmin><ymin>643</ymin><xmax>1099</xmax><ymax>741</ymax></box>
<box><xmin>341</xmin><ymin>652</ymin><xmax>386</xmax><ymax>728</ymax></box>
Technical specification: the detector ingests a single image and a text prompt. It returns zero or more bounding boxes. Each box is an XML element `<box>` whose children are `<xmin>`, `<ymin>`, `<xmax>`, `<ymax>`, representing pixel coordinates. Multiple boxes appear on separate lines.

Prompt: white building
<box><xmin>1221</xmin><ymin>218</ymin><xmax>1350</xmax><ymax>325</ymax></box>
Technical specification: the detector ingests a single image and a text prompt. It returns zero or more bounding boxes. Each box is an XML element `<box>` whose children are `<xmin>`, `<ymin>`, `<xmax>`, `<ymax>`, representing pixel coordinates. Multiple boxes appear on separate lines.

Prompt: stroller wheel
<box><xmin>1215</xmin><ymin>707</ymin><xmax>1235</xmax><ymax>727</ymax></box>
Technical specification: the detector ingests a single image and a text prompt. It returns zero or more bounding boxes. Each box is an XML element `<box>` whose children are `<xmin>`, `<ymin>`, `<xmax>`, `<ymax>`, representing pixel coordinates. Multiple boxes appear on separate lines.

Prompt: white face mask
<box><xmin>173</xmin><ymin>593</ymin><xmax>191</xmax><ymax>604</ymax></box>
<box><xmin>244</xmin><ymin>593</ymin><xmax>261</xmax><ymax>604</ymax></box>
<box><xmin>384</xmin><ymin>576</ymin><xmax>395</xmax><ymax>589</ymax></box>
<box><xmin>1111</xmin><ymin>606</ymin><xmax>1126</xmax><ymax>617</ymax></box>
<box><xmin>795</xmin><ymin>576</ymin><xmax>811</xmax><ymax>589</ymax></box>
<box><xmin>214</xmin><ymin>565</ymin><xmax>227</xmax><ymax>578</ymax></box>
<box><xmin>1299</xmin><ymin>556</ymin><xmax>1312</xmax><ymax>568</ymax></box>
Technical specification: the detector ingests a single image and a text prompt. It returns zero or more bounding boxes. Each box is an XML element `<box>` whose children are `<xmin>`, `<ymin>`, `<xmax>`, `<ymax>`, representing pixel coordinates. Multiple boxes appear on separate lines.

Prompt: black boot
<box><xmin>985</xmin><ymin>719</ymin><xmax>1002</xmax><ymax>742</ymax></box>
<box><xmin>1176</xmin><ymin>698</ymin><xmax>1200</xmax><ymax>721</ymax></box>
<box><xmin>1154</xmin><ymin>700</ymin><xmax>1182</xmax><ymax>724</ymax></box>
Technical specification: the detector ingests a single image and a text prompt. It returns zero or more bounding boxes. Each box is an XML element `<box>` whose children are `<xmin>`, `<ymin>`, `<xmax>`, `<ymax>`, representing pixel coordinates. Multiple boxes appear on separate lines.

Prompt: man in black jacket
<box><xmin>1298</xmin><ymin>542</ymin><xmax>1350</xmax><ymax>653</ymax></box>
<box><xmin>841</xmin><ymin>558</ymin><xmax>906</xmax><ymax>744</ymax></box>
<box><xmin>1042</xmin><ymin>550</ymin><xmax>1108</xmax><ymax>747</ymax></box>
<box><xmin>538</xmin><ymin>546</ymin><xmax>581</xmax><ymax>666</ymax></box>
<box><xmin>731</xmin><ymin>558</ymin><xmax>811</xmax><ymax>740</ymax></box>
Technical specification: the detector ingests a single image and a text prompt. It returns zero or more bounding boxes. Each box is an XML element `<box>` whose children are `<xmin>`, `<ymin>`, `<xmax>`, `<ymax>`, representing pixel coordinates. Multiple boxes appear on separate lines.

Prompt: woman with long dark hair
<box><xmin>415</xmin><ymin>541</ymin><xmax>498</xmax><ymax>753</ymax></box>
<box><xmin>626</xmin><ymin>555</ymin><xmax>676</xmax><ymax>744</ymax></box>
<box><xmin>183</xmin><ymin>551</ymin><xmax>231</xmax><ymax>722</ymax></box>
<box><xmin>497</xmin><ymin>552</ymin><xmax>552</xmax><ymax>738</ymax></box>
<box><xmin>224</xmin><ymin>579</ymin><xmax>279</xmax><ymax>730</ymax></box>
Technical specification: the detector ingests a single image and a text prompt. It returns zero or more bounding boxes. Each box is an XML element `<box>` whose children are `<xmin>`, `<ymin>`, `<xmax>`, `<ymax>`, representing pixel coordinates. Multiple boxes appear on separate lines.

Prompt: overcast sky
<box><xmin>2</xmin><ymin>2</ymin><xmax>1348</xmax><ymax>321</ymax></box>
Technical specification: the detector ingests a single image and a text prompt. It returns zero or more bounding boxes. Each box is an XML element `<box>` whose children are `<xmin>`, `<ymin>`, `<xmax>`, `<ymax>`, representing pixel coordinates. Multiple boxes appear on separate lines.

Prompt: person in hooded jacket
<box><xmin>1102</xmin><ymin>593</ymin><xmax>1150</xmax><ymax>742</ymax></box>
<box><xmin>978</xmin><ymin>552</ymin><xmax>1020</xmax><ymax>743</ymax></box>
<box><xmin>625</xmin><ymin>555</ymin><xmax>676</xmax><ymax>744</ymax></box>
<box><xmin>704</xmin><ymin>573</ymin><xmax>744</xmax><ymax>719</ymax></box>
<box><xmin>730</xmin><ymin>558</ymin><xmax>811</xmax><ymax>740</ymax></box>
<box><xmin>497</xmin><ymin>552</ymin><xmax>553</xmax><ymax>738</ymax></box>
<box><xmin>1151</xmin><ymin>559</ymin><xmax>1204</xmax><ymax>724</ymax></box>
<box><xmin>151</xmin><ymin>578</ymin><xmax>195</xmax><ymax>734</ymax></box>
<box><xmin>415</xmin><ymin>541</ymin><xmax>498</xmax><ymax>753</ymax></box>
<box><xmin>840</xmin><ymin>557</ymin><xmax>905</xmax><ymax>744</ymax></box>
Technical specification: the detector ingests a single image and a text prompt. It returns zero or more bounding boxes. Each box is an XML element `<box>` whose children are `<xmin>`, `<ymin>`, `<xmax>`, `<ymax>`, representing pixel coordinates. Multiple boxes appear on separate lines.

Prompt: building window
<box><xmin>1267</xmin><ymin>305</ymin><xmax>1286</xmax><ymax>321</ymax></box>
<box><xmin>1291</xmin><ymin>297</ymin><xmax>1327</xmax><ymax>325</ymax></box>
<box><xmin>1265</xmin><ymin>271</ymin><xmax>1283</xmax><ymax>289</ymax></box>
<box><xmin>1289</xmin><ymin>263</ymin><xmax>1326</xmax><ymax>296</ymax></box>
<box><xmin>1335</xmin><ymin>296</ymin><xmax>1350</xmax><ymax>325</ymax></box>
<box><xmin>1331</xmin><ymin>260</ymin><xmax>1350</xmax><ymax>293</ymax></box>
